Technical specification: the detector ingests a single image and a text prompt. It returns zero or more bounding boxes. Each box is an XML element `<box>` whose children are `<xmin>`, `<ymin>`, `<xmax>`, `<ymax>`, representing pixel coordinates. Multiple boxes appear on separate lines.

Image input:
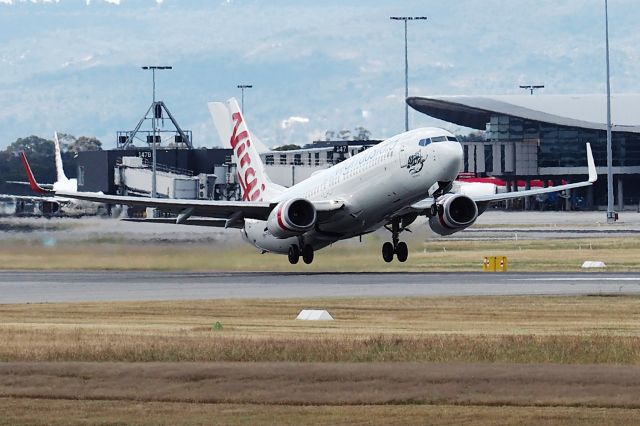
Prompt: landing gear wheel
<box><xmin>288</xmin><ymin>245</ymin><xmax>300</xmax><ymax>264</ymax></box>
<box><xmin>395</xmin><ymin>241</ymin><xmax>408</xmax><ymax>262</ymax></box>
<box><xmin>302</xmin><ymin>245</ymin><xmax>314</xmax><ymax>264</ymax></box>
<box><xmin>382</xmin><ymin>242</ymin><xmax>394</xmax><ymax>263</ymax></box>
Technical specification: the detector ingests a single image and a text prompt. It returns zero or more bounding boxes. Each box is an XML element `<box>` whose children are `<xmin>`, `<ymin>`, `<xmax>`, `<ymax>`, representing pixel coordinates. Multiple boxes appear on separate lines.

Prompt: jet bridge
<box><xmin>115</xmin><ymin>156</ymin><xmax>206</xmax><ymax>199</ymax></box>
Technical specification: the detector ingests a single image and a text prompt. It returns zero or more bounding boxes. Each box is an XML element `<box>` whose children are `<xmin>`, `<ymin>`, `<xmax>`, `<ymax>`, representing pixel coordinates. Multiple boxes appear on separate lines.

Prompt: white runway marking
<box><xmin>510</xmin><ymin>277</ymin><xmax>640</xmax><ymax>282</ymax></box>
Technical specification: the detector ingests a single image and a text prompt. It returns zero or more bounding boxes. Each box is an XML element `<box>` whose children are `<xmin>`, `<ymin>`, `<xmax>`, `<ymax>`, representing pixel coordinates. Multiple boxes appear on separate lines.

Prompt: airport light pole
<box><xmin>237</xmin><ymin>84</ymin><xmax>253</xmax><ymax>115</ymax></box>
<box><xmin>519</xmin><ymin>84</ymin><xmax>544</xmax><ymax>95</ymax></box>
<box><xmin>390</xmin><ymin>16</ymin><xmax>427</xmax><ymax>132</ymax></box>
<box><xmin>604</xmin><ymin>0</ymin><xmax>615</xmax><ymax>223</ymax></box>
<box><xmin>142</xmin><ymin>66</ymin><xmax>172</xmax><ymax>199</ymax></box>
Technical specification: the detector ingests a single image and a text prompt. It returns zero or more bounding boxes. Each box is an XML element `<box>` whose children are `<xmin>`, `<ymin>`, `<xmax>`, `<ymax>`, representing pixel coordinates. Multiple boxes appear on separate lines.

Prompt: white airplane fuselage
<box><xmin>242</xmin><ymin>128</ymin><xmax>463</xmax><ymax>254</ymax></box>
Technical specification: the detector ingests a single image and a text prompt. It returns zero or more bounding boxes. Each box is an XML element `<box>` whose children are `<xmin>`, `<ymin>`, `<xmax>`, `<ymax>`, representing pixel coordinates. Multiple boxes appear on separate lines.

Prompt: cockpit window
<box><xmin>418</xmin><ymin>138</ymin><xmax>431</xmax><ymax>146</ymax></box>
<box><xmin>447</xmin><ymin>136</ymin><xmax>458</xmax><ymax>142</ymax></box>
<box><xmin>431</xmin><ymin>136</ymin><xmax>447</xmax><ymax>142</ymax></box>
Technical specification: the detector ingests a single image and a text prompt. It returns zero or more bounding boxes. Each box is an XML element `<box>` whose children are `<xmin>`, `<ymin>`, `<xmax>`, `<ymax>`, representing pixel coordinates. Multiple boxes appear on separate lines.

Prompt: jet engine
<box><xmin>267</xmin><ymin>198</ymin><xmax>317</xmax><ymax>239</ymax></box>
<box><xmin>428</xmin><ymin>194</ymin><xmax>478</xmax><ymax>236</ymax></box>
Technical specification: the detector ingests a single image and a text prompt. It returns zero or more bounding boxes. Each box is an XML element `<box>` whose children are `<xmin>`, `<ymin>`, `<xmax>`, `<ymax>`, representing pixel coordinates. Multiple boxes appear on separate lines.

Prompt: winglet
<box><xmin>19</xmin><ymin>151</ymin><xmax>49</xmax><ymax>194</ymax></box>
<box><xmin>586</xmin><ymin>143</ymin><xmax>597</xmax><ymax>183</ymax></box>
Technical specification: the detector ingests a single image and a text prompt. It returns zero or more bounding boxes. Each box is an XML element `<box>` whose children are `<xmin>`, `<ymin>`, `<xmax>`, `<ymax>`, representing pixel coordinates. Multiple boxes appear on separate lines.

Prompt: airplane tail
<box><xmin>208</xmin><ymin>98</ymin><xmax>284</xmax><ymax>201</ymax></box>
<box><xmin>53</xmin><ymin>132</ymin><xmax>69</xmax><ymax>183</ymax></box>
<box><xmin>19</xmin><ymin>151</ymin><xmax>49</xmax><ymax>195</ymax></box>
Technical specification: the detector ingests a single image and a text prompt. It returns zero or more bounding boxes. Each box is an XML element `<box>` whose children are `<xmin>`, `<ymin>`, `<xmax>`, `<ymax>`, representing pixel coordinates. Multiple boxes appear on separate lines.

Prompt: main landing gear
<box><xmin>382</xmin><ymin>218</ymin><xmax>408</xmax><ymax>263</ymax></box>
<box><xmin>288</xmin><ymin>244</ymin><xmax>314</xmax><ymax>265</ymax></box>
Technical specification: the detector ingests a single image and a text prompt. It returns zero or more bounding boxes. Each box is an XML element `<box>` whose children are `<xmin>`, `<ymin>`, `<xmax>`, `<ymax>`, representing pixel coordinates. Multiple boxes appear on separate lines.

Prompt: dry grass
<box><xmin>1</xmin><ymin>237</ymin><xmax>640</xmax><ymax>271</ymax></box>
<box><xmin>2</xmin><ymin>362</ymin><xmax>640</xmax><ymax>407</ymax></box>
<box><xmin>2</xmin><ymin>399</ymin><xmax>638</xmax><ymax>426</ymax></box>
<box><xmin>1</xmin><ymin>296</ymin><xmax>639</xmax><ymax>363</ymax></box>
<box><xmin>2</xmin><ymin>296</ymin><xmax>640</xmax><ymax>424</ymax></box>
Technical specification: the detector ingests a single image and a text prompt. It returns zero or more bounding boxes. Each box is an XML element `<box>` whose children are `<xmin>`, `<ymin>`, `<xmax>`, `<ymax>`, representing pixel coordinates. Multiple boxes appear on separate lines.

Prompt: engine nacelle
<box><xmin>428</xmin><ymin>194</ymin><xmax>478</xmax><ymax>236</ymax></box>
<box><xmin>267</xmin><ymin>198</ymin><xmax>317</xmax><ymax>239</ymax></box>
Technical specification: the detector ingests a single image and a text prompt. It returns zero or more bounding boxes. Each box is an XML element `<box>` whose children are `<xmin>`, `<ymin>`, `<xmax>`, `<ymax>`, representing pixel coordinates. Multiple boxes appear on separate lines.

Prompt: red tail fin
<box><xmin>19</xmin><ymin>151</ymin><xmax>48</xmax><ymax>194</ymax></box>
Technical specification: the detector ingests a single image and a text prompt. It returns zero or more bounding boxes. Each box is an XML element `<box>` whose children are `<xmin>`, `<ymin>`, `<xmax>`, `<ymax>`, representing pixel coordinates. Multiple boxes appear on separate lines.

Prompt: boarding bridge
<box><xmin>115</xmin><ymin>156</ymin><xmax>206</xmax><ymax>199</ymax></box>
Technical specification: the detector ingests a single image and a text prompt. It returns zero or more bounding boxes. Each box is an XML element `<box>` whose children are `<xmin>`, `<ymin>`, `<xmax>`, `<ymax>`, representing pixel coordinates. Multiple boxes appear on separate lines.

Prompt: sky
<box><xmin>0</xmin><ymin>0</ymin><xmax>638</xmax><ymax>149</ymax></box>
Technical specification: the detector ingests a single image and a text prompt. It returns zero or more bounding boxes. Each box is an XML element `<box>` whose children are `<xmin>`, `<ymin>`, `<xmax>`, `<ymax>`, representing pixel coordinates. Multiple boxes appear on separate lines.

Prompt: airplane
<box><xmin>5</xmin><ymin>133</ymin><xmax>103</xmax><ymax>216</ymax></box>
<box><xmin>20</xmin><ymin>98</ymin><xmax>597</xmax><ymax>264</ymax></box>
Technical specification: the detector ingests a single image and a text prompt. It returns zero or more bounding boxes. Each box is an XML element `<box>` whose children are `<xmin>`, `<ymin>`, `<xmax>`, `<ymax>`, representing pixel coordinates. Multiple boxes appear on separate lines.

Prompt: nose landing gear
<box><xmin>382</xmin><ymin>217</ymin><xmax>409</xmax><ymax>263</ymax></box>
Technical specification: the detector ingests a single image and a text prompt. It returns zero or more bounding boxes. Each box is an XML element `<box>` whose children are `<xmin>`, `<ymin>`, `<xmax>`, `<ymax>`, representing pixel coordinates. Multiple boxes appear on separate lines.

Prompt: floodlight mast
<box><xmin>519</xmin><ymin>84</ymin><xmax>544</xmax><ymax>95</ymax></box>
<box><xmin>390</xmin><ymin>16</ymin><xmax>427</xmax><ymax>132</ymax></box>
<box><xmin>141</xmin><ymin>66</ymin><xmax>172</xmax><ymax>199</ymax></box>
<box><xmin>237</xmin><ymin>84</ymin><xmax>253</xmax><ymax>114</ymax></box>
<box><xmin>604</xmin><ymin>0</ymin><xmax>615</xmax><ymax>223</ymax></box>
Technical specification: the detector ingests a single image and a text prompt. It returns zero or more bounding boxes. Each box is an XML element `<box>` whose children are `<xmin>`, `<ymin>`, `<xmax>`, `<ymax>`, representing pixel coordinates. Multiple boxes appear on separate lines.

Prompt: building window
<box><xmin>279</xmin><ymin>154</ymin><xmax>287</xmax><ymax>165</ymax></box>
<box><xmin>315</xmin><ymin>152</ymin><xmax>320</xmax><ymax>166</ymax></box>
<box><xmin>463</xmin><ymin>145</ymin><xmax>469</xmax><ymax>172</ymax></box>
<box><xmin>294</xmin><ymin>154</ymin><xmax>302</xmax><ymax>165</ymax></box>
<box><xmin>265</xmin><ymin>155</ymin><xmax>274</xmax><ymax>165</ymax></box>
<box><xmin>326</xmin><ymin>151</ymin><xmax>333</xmax><ymax>164</ymax></box>
<box><xmin>484</xmin><ymin>145</ymin><xmax>493</xmax><ymax>173</ymax></box>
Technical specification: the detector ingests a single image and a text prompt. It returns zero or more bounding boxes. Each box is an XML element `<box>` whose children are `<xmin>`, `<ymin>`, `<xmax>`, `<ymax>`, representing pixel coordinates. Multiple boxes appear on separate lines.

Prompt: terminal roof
<box><xmin>407</xmin><ymin>94</ymin><xmax>640</xmax><ymax>133</ymax></box>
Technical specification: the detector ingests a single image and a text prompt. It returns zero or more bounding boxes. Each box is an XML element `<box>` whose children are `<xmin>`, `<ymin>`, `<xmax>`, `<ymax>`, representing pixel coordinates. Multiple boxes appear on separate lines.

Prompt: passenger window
<box><xmin>418</xmin><ymin>138</ymin><xmax>431</xmax><ymax>146</ymax></box>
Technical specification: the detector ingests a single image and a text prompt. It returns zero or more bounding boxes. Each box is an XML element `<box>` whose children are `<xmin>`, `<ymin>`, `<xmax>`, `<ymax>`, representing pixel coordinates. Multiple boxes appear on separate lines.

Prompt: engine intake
<box><xmin>267</xmin><ymin>198</ymin><xmax>317</xmax><ymax>239</ymax></box>
<box><xmin>428</xmin><ymin>194</ymin><xmax>478</xmax><ymax>236</ymax></box>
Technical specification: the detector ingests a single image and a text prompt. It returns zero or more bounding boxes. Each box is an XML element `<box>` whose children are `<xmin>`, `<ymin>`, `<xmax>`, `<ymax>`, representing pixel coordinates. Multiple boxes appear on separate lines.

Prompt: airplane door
<box><xmin>398</xmin><ymin>143</ymin><xmax>408</xmax><ymax>168</ymax></box>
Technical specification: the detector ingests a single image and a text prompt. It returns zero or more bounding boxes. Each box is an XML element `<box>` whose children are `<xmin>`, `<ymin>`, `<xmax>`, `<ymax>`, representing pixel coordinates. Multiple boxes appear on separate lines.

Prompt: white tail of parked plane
<box><xmin>53</xmin><ymin>132</ymin><xmax>69</xmax><ymax>183</ymax></box>
<box><xmin>208</xmin><ymin>98</ymin><xmax>284</xmax><ymax>201</ymax></box>
<box><xmin>52</xmin><ymin>132</ymin><xmax>77</xmax><ymax>193</ymax></box>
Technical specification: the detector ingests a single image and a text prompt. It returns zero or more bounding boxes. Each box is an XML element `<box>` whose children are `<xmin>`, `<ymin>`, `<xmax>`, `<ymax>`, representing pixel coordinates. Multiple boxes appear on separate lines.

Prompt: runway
<box><xmin>1</xmin><ymin>271</ymin><xmax>640</xmax><ymax>303</ymax></box>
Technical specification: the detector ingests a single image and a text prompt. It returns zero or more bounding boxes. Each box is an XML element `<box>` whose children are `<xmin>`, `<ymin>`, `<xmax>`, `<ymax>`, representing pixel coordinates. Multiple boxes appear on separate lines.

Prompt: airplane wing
<box><xmin>122</xmin><ymin>218</ymin><xmax>231</xmax><ymax>228</ymax></box>
<box><xmin>6</xmin><ymin>181</ymin><xmax>55</xmax><ymax>189</ymax></box>
<box><xmin>410</xmin><ymin>143</ymin><xmax>597</xmax><ymax>213</ymax></box>
<box><xmin>0</xmin><ymin>194</ymin><xmax>65</xmax><ymax>203</ymax></box>
<box><xmin>56</xmin><ymin>190</ymin><xmax>274</xmax><ymax>220</ymax></box>
<box><xmin>19</xmin><ymin>150</ymin><xmax>344</xmax><ymax>222</ymax></box>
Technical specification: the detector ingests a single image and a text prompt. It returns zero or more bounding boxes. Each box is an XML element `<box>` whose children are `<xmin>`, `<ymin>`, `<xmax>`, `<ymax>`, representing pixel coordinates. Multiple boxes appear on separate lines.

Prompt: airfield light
<box><xmin>519</xmin><ymin>84</ymin><xmax>544</xmax><ymax>95</ymax></box>
<box><xmin>237</xmin><ymin>84</ymin><xmax>253</xmax><ymax>115</ymax></box>
<box><xmin>141</xmin><ymin>66</ymin><xmax>172</xmax><ymax>199</ymax></box>
<box><xmin>390</xmin><ymin>16</ymin><xmax>427</xmax><ymax>132</ymax></box>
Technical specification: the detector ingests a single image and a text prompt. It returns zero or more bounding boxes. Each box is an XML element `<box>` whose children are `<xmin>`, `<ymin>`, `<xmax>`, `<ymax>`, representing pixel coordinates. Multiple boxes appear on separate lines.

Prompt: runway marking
<box><xmin>509</xmin><ymin>277</ymin><xmax>640</xmax><ymax>282</ymax></box>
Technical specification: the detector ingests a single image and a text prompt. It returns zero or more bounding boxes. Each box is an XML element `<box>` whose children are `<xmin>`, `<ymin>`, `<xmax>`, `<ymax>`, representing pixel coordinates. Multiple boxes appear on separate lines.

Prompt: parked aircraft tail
<box><xmin>53</xmin><ymin>132</ymin><xmax>69</xmax><ymax>183</ymax></box>
<box><xmin>51</xmin><ymin>132</ymin><xmax>78</xmax><ymax>192</ymax></box>
<box><xmin>19</xmin><ymin>151</ymin><xmax>49</xmax><ymax>195</ymax></box>
<box><xmin>208</xmin><ymin>98</ymin><xmax>284</xmax><ymax>201</ymax></box>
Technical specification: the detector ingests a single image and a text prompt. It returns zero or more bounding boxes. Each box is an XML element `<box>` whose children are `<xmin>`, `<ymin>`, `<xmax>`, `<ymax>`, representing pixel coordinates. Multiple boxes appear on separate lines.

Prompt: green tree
<box><xmin>66</xmin><ymin>136</ymin><xmax>102</xmax><ymax>155</ymax></box>
<box><xmin>337</xmin><ymin>130</ymin><xmax>352</xmax><ymax>141</ymax></box>
<box><xmin>354</xmin><ymin>126</ymin><xmax>371</xmax><ymax>141</ymax></box>
<box><xmin>1</xmin><ymin>136</ymin><xmax>56</xmax><ymax>191</ymax></box>
<box><xmin>272</xmin><ymin>144</ymin><xmax>301</xmax><ymax>151</ymax></box>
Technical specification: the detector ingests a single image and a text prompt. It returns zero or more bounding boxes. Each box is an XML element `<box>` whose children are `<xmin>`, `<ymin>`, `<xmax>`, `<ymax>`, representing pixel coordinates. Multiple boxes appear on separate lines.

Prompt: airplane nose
<box><xmin>436</xmin><ymin>142</ymin><xmax>463</xmax><ymax>181</ymax></box>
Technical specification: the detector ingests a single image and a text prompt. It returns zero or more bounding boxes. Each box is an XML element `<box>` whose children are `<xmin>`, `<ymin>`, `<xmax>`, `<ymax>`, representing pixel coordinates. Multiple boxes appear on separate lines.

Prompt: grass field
<box><xmin>2</xmin><ymin>399</ymin><xmax>638</xmax><ymax>426</ymax></box>
<box><xmin>2</xmin><ymin>296</ymin><xmax>640</xmax><ymax>424</ymax></box>
<box><xmin>1</xmin><ymin>296</ymin><xmax>639</xmax><ymax>363</ymax></box>
<box><xmin>1</xmin><ymin>236</ymin><xmax>640</xmax><ymax>271</ymax></box>
<box><xmin>1</xmin><ymin>296</ymin><xmax>640</xmax><ymax>424</ymax></box>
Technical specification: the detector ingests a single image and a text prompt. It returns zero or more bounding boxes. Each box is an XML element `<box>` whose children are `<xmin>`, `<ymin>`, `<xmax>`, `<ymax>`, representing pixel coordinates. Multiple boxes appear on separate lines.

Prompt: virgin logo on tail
<box><xmin>230</xmin><ymin>112</ymin><xmax>265</xmax><ymax>201</ymax></box>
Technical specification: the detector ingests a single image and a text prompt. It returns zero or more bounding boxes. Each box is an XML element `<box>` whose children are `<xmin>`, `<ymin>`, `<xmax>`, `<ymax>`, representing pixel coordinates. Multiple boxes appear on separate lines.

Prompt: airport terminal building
<box><xmin>408</xmin><ymin>95</ymin><xmax>640</xmax><ymax>210</ymax></box>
